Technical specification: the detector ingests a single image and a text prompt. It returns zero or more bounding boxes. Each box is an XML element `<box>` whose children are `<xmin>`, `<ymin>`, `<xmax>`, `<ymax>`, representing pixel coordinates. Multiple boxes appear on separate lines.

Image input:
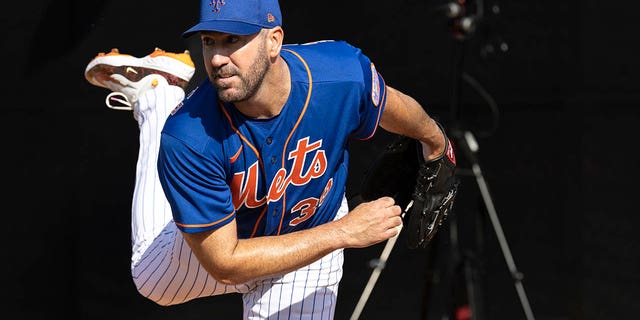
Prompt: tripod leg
<box><xmin>470</xmin><ymin>161</ymin><xmax>536</xmax><ymax>320</ymax></box>
<box><xmin>349</xmin><ymin>230</ymin><xmax>401</xmax><ymax>320</ymax></box>
<box><xmin>349</xmin><ymin>201</ymin><xmax>411</xmax><ymax>320</ymax></box>
<box><xmin>450</xmin><ymin>129</ymin><xmax>536</xmax><ymax>320</ymax></box>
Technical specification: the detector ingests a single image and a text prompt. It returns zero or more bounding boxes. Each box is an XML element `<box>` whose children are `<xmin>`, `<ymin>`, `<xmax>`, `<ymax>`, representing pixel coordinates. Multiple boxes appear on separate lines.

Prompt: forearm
<box><xmin>220</xmin><ymin>222</ymin><xmax>343</xmax><ymax>284</ymax></box>
<box><xmin>183</xmin><ymin>197</ymin><xmax>401</xmax><ymax>285</ymax></box>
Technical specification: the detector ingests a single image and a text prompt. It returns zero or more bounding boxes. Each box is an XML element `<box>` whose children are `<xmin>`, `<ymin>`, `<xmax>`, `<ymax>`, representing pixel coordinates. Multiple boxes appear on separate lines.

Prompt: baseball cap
<box><xmin>183</xmin><ymin>0</ymin><xmax>282</xmax><ymax>38</ymax></box>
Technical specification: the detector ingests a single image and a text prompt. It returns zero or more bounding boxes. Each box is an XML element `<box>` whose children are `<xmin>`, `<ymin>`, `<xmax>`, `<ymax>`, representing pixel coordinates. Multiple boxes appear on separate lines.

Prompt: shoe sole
<box><xmin>85</xmin><ymin>49</ymin><xmax>195</xmax><ymax>89</ymax></box>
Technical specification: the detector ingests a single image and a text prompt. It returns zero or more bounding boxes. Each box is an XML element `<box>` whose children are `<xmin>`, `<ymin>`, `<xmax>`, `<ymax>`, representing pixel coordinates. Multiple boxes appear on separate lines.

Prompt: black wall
<box><xmin>3</xmin><ymin>1</ymin><xmax>639</xmax><ymax>319</ymax></box>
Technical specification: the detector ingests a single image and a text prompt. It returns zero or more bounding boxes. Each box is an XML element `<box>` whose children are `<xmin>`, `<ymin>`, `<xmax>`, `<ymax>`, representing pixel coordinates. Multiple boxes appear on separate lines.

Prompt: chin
<box><xmin>217</xmin><ymin>90</ymin><xmax>245</xmax><ymax>103</ymax></box>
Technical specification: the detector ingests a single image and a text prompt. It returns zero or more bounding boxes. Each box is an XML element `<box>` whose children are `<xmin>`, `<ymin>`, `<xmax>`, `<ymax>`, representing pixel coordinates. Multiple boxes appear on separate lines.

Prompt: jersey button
<box><xmin>266</xmin><ymin>137</ymin><xmax>273</xmax><ymax>145</ymax></box>
<box><xmin>271</xmin><ymin>156</ymin><xmax>276</xmax><ymax>164</ymax></box>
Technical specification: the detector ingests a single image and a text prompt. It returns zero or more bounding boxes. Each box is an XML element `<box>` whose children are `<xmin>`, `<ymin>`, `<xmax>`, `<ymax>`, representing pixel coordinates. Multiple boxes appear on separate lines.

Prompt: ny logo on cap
<box><xmin>209</xmin><ymin>0</ymin><xmax>226</xmax><ymax>13</ymax></box>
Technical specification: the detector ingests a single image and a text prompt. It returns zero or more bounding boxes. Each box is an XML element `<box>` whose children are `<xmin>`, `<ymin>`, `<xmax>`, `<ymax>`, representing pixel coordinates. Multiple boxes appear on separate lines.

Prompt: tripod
<box><xmin>442</xmin><ymin>126</ymin><xmax>536</xmax><ymax>320</ymax></box>
<box><xmin>427</xmin><ymin>1</ymin><xmax>536</xmax><ymax>318</ymax></box>
<box><xmin>350</xmin><ymin>2</ymin><xmax>534</xmax><ymax>319</ymax></box>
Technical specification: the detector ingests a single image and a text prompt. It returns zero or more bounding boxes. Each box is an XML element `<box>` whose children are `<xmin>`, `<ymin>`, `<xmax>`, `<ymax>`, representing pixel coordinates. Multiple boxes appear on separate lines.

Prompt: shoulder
<box><xmin>281</xmin><ymin>40</ymin><xmax>373</xmax><ymax>83</ymax></box>
<box><xmin>283</xmin><ymin>40</ymin><xmax>362</xmax><ymax>56</ymax></box>
<box><xmin>162</xmin><ymin>78</ymin><xmax>225</xmax><ymax>155</ymax></box>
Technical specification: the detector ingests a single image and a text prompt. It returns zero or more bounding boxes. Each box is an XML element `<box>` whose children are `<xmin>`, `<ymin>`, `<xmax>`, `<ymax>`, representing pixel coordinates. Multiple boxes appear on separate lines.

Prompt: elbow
<box><xmin>209</xmin><ymin>267</ymin><xmax>250</xmax><ymax>286</ymax></box>
<box><xmin>183</xmin><ymin>228</ymin><xmax>251</xmax><ymax>285</ymax></box>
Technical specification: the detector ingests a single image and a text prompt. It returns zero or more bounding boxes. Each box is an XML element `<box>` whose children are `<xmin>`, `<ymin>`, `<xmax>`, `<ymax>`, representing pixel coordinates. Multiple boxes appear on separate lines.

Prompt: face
<box><xmin>200</xmin><ymin>30</ymin><xmax>271</xmax><ymax>103</ymax></box>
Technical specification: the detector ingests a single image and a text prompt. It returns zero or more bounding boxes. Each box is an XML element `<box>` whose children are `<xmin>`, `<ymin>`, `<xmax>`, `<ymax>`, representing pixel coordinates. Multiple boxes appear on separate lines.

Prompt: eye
<box><xmin>227</xmin><ymin>35</ymin><xmax>240</xmax><ymax>44</ymax></box>
<box><xmin>201</xmin><ymin>36</ymin><xmax>215</xmax><ymax>47</ymax></box>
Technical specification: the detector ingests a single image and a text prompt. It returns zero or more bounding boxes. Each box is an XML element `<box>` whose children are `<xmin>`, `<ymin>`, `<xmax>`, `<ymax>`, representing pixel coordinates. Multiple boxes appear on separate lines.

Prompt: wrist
<box><xmin>420</xmin><ymin>134</ymin><xmax>446</xmax><ymax>161</ymax></box>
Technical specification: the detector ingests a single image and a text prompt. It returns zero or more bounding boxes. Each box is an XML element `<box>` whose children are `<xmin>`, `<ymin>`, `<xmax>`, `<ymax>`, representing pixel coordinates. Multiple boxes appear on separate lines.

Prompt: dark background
<box><xmin>2</xmin><ymin>0</ymin><xmax>639</xmax><ymax>319</ymax></box>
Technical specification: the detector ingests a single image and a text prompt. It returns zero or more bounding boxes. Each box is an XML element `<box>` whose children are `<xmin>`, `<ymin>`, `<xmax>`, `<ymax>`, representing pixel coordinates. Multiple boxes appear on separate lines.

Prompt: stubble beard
<box><xmin>214</xmin><ymin>46</ymin><xmax>270</xmax><ymax>104</ymax></box>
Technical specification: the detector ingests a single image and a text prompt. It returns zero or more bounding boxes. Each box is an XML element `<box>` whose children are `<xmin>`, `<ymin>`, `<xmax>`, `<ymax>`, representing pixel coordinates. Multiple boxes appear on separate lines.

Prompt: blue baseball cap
<box><xmin>183</xmin><ymin>0</ymin><xmax>282</xmax><ymax>38</ymax></box>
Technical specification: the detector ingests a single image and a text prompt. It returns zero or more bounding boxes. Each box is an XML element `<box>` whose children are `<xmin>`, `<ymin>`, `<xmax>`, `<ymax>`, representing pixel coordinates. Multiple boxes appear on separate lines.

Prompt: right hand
<box><xmin>336</xmin><ymin>196</ymin><xmax>403</xmax><ymax>248</ymax></box>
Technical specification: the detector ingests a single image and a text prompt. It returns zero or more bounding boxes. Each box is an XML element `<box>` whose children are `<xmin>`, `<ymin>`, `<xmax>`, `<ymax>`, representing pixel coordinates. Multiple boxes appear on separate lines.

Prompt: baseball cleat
<box><xmin>84</xmin><ymin>48</ymin><xmax>195</xmax><ymax>110</ymax></box>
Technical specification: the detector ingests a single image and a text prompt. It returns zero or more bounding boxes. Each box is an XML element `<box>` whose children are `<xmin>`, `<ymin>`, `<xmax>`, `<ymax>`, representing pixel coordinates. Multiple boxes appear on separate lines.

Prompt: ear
<box><xmin>266</xmin><ymin>26</ymin><xmax>284</xmax><ymax>58</ymax></box>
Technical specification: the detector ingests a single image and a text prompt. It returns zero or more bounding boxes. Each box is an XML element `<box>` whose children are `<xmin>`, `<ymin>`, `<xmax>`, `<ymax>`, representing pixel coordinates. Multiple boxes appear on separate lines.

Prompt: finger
<box><xmin>385</xmin><ymin>215</ymin><xmax>403</xmax><ymax>231</ymax></box>
<box><xmin>393</xmin><ymin>222</ymin><xmax>403</xmax><ymax>236</ymax></box>
<box><xmin>389</xmin><ymin>218</ymin><xmax>403</xmax><ymax>237</ymax></box>
<box><xmin>375</xmin><ymin>196</ymin><xmax>396</xmax><ymax>207</ymax></box>
<box><xmin>386</xmin><ymin>203</ymin><xmax>403</xmax><ymax>218</ymax></box>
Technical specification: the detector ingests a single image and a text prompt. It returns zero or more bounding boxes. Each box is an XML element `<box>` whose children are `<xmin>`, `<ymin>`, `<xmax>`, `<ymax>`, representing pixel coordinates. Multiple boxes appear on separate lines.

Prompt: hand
<box><xmin>359</xmin><ymin>122</ymin><xmax>460</xmax><ymax>250</ymax></box>
<box><xmin>406</xmin><ymin>128</ymin><xmax>459</xmax><ymax>249</ymax></box>
<box><xmin>335</xmin><ymin>197</ymin><xmax>403</xmax><ymax>248</ymax></box>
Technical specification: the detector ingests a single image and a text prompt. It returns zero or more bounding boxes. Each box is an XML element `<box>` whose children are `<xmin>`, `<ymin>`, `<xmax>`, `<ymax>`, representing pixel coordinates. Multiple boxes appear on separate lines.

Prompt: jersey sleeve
<box><xmin>350</xmin><ymin>49</ymin><xmax>387</xmax><ymax>140</ymax></box>
<box><xmin>157</xmin><ymin>133</ymin><xmax>235</xmax><ymax>234</ymax></box>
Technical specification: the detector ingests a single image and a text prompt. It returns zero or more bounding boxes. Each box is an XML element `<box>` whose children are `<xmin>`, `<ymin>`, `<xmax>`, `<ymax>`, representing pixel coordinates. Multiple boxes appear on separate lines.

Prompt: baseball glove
<box><xmin>360</xmin><ymin>124</ymin><xmax>460</xmax><ymax>249</ymax></box>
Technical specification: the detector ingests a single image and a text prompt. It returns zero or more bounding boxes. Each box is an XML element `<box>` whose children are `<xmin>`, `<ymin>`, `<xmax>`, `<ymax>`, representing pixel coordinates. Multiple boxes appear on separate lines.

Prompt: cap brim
<box><xmin>182</xmin><ymin>21</ymin><xmax>263</xmax><ymax>38</ymax></box>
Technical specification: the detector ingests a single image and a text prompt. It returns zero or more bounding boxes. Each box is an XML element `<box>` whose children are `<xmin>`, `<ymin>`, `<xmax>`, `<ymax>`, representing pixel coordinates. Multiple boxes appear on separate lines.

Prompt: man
<box><xmin>85</xmin><ymin>0</ymin><xmax>453</xmax><ymax>318</ymax></box>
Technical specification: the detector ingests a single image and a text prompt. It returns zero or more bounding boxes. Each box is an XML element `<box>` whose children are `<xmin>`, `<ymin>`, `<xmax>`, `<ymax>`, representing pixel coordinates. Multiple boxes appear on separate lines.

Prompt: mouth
<box><xmin>214</xmin><ymin>73</ymin><xmax>237</xmax><ymax>84</ymax></box>
<box><xmin>216</xmin><ymin>73</ymin><xmax>234</xmax><ymax>79</ymax></box>
<box><xmin>212</xmin><ymin>73</ymin><xmax>234</xmax><ymax>83</ymax></box>
<box><xmin>213</xmin><ymin>66</ymin><xmax>236</xmax><ymax>78</ymax></box>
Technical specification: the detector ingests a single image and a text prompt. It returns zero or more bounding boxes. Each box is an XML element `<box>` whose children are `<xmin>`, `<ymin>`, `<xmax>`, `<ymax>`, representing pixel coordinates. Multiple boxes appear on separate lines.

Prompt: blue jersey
<box><xmin>157</xmin><ymin>40</ymin><xmax>387</xmax><ymax>238</ymax></box>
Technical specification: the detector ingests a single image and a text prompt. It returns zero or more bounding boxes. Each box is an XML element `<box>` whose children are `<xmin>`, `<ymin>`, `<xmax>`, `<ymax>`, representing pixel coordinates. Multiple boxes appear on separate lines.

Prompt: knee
<box><xmin>132</xmin><ymin>274</ymin><xmax>179</xmax><ymax>306</ymax></box>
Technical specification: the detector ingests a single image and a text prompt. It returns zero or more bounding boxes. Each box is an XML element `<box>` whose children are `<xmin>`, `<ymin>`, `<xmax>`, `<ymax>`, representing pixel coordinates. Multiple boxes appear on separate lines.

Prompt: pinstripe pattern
<box><xmin>129</xmin><ymin>80</ymin><xmax>347</xmax><ymax>318</ymax></box>
<box><xmin>242</xmin><ymin>197</ymin><xmax>348</xmax><ymax>320</ymax></box>
<box><xmin>130</xmin><ymin>81</ymin><xmax>249</xmax><ymax>305</ymax></box>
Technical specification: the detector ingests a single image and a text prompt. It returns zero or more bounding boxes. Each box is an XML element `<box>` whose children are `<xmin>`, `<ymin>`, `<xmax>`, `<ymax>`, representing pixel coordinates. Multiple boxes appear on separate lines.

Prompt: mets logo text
<box><xmin>230</xmin><ymin>137</ymin><xmax>332</xmax><ymax>226</ymax></box>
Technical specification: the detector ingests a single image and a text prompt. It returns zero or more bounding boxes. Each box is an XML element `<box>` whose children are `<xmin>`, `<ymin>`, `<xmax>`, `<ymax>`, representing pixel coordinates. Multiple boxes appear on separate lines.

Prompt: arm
<box><xmin>375</xmin><ymin>86</ymin><xmax>459</xmax><ymax>249</ymax></box>
<box><xmin>379</xmin><ymin>86</ymin><xmax>446</xmax><ymax>160</ymax></box>
<box><xmin>183</xmin><ymin>196</ymin><xmax>402</xmax><ymax>285</ymax></box>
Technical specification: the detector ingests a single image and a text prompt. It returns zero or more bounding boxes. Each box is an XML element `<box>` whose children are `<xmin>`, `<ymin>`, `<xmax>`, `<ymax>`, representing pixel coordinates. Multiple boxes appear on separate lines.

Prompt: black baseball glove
<box><xmin>360</xmin><ymin>124</ymin><xmax>460</xmax><ymax>249</ymax></box>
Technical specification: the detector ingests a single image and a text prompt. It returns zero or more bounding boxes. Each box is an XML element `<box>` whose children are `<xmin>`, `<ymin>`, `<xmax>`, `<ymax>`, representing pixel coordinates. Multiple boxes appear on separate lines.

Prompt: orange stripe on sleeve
<box><xmin>174</xmin><ymin>210</ymin><xmax>235</xmax><ymax>229</ymax></box>
<box><xmin>359</xmin><ymin>77</ymin><xmax>387</xmax><ymax>141</ymax></box>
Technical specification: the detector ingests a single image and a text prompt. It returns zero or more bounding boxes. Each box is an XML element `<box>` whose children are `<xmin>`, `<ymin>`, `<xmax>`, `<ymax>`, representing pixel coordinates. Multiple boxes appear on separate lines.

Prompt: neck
<box><xmin>234</xmin><ymin>56</ymin><xmax>290</xmax><ymax>119</ymax></box>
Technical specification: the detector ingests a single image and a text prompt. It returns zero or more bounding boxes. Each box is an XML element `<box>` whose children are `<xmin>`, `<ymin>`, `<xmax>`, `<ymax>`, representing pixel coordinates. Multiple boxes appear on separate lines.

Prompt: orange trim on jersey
<box><xmin>219</xmin><ymin>102</ymin><xmax>262</xmax><ymax>163</ymax></box>
<box><xmin>250</xmin><ymin>206</ymin><xmax>268</xmax><ymax>238</ymax></box>
<box><xmin>219</xmin><ymin>101</ymin><xmax>267</xmax><ymax>235</ymax></box>
<box><xmin>358</xmin><ymin>76</ymin><xmax>387</xmax><ymax>141</ymax></box>
<box><xmin>229</xmin><ymin>145</ymin><xmax>243</xmax><ymax>163</ymax></box>
<box><xmin>174</xmin><ymin>210</ymin><xmax>235</xmax><ymax>228</ymax></box>
<box><xmin>276</xmin><ymin>49</ymin><xmax>313</xmax><ymax>235</ymax></box>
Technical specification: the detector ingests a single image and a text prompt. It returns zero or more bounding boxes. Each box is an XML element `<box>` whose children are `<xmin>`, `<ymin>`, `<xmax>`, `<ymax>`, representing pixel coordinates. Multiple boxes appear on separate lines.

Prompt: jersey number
<box><xmin>289</xmin><ymin>179</ymin><xmax>333</xmax><ymax>226</ymax></box>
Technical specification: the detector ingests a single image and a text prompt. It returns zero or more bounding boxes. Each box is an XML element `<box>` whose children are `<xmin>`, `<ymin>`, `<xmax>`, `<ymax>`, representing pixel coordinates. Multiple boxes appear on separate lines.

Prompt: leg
<box><xmin>85</xmin><ymin>49</ymin><xmax>253</xmax><ymax>306</ymax></box>
<box><xmin>128</xmin><ymin>76</ymin><xmax>249</xmax><ymax>306</ymax></box>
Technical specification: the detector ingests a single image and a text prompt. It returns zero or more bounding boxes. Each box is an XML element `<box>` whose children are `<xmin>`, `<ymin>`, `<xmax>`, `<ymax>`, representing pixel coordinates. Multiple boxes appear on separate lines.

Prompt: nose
<box><xmin>209</xmin><ymin>50</ymin><xmax>230</xmax><ymax>68</ymax></box>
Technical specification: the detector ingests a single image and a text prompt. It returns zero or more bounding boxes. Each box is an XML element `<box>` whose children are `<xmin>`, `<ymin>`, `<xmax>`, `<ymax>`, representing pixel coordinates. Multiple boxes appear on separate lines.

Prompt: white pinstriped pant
<box><xmin>129</xmin><ymin>82</ymin><xmax>345</xmax><ymax>319</ymax></box>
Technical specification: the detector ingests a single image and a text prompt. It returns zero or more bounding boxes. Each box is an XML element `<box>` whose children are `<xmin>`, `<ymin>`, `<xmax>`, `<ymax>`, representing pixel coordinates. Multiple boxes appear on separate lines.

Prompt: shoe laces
<box><xmin>106</xmin><ymin>92</ymin><xmax>132</xmax><ymax>111</ymax></box>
